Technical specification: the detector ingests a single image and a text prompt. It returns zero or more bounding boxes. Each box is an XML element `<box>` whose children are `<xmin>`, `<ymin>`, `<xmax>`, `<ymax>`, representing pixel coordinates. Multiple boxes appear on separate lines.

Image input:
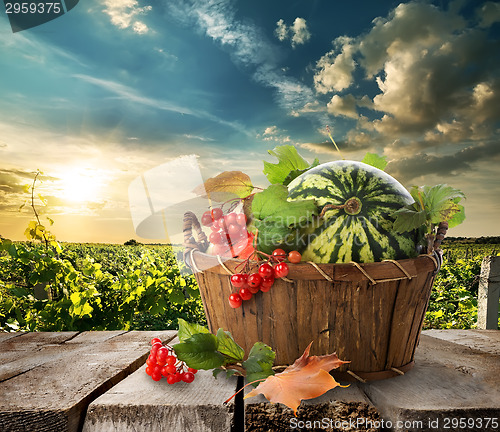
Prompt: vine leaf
<box><xmin>393</xmin><ymin>184</ymin><xmax>465</xmax><ymax>233</ymax></box>
<box><xmin>263</xmin><ymin>145</ymin><xmax>319</xmax><ymax>185</ymax></box>
<box><xmin>361</xmin><ymin>152</ymin><xmax>387</xmax><ymax>171</ymax></box>
<box><xmin>177</xmin><ymin>318</ymin><xmax>210</xmax><ymax>342</ymax></box>
<box><xmin>193</xmin><ymin>171</ymin><xmax>254</xmax><ymax>201</ymax></box>
<box><xmin>245</xmin><ymin>342</ymin><xmax>349</xmax><ymax>415</ymax></box>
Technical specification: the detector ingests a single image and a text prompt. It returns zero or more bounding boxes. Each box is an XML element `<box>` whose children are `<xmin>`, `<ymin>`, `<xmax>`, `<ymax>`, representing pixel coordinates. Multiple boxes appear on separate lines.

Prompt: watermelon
<box><xmin>287</xmin><ymin>160</ymin><xmax>418</xmax><ymax>263</ymax></box>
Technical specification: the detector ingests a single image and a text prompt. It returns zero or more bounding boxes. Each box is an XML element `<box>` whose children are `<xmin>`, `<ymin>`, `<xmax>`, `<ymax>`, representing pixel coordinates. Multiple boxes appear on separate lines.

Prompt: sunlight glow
<box><xmin>56</xmin><ymin>167</ymin><xmax>105</xmax><ymax>203</ymax></box>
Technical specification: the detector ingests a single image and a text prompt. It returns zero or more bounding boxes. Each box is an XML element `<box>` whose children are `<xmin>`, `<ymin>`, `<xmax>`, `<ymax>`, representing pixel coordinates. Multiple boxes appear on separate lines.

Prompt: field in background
<box><xmin>1</xmin><ymin>239</ymin><xmax>499</xmax><ymax>332</ymax></box>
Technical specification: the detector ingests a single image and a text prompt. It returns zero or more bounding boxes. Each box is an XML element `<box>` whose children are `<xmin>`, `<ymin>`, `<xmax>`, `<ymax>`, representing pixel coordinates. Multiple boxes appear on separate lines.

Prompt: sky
<box><xmin>0</xmin><ymin>0</ymin><xmax>499</xmax><ymax>244</ymax></box>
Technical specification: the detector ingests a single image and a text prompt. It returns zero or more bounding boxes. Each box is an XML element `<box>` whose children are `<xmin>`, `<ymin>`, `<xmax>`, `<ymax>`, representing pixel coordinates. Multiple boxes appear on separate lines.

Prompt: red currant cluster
<box><xmin>201</xmin><ymin>208</ymin><xmax>251</xmax><ymax>257</ymax></box>
<box><xmin>145</xmin><ymin>337</ymin><xmax>198</xmax><ymax>384</ymax></box>
<box><xmin>228</xmin><ymin>248</ymin><xmax>301</xmax><ymax>308</ymax></box>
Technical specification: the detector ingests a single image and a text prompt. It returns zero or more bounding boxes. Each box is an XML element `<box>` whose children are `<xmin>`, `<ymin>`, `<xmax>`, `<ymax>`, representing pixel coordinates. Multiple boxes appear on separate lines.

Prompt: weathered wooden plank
<box><xmin>82</xmin><ymin>343</ymin><xmax>239</xmax><ymax>432</ymax></box>
<box><xmin>0</xmin><ymin>331</ymin><xmax>177</xmax><ymax>432</ymax></box>
<box><xmin>360</xmin><ymin>332</ymin><xmax>500</xmax><ymax>432</ymax></box>
<box><xmin>423</xmin><ymin>329</ymin><xmax>500</xmax><ymax>356</ymax></box>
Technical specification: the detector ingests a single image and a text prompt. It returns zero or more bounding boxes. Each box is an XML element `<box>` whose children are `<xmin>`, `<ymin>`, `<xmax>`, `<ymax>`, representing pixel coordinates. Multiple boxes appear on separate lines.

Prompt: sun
<box><xmin>57</xmin><ymin>167</ymin><xmax>104</xmax><ymax>203</ymax></box>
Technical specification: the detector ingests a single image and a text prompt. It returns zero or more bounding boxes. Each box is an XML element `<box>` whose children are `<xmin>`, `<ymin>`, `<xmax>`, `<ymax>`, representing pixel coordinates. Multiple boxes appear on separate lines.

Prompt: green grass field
<box><xmin>1</xmin><ymin>238</ymin><xmax>499</xmax><ymax>332</ymax></box>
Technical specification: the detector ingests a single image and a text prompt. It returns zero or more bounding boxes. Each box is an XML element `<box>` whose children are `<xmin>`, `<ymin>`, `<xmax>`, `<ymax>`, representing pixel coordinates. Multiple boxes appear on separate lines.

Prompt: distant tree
<box><xmin>124</xmin><ymin>239</ymin><xmax>141</xmax><ymax>246</ymax></box>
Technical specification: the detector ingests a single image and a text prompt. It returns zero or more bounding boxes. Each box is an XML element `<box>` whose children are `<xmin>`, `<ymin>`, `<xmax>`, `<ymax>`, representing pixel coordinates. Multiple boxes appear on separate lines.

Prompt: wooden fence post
<box><xmin>477</xmin><ymin>256</ymin><xmax>500</xmax><ymax>330</ymax></box>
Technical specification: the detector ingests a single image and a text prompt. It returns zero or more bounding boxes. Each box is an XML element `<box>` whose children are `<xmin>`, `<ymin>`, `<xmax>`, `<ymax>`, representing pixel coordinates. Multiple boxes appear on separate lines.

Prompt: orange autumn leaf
<box><xmin>244</xmin><ymin>342</ymin><xmax>349</xmax><ymax>415</ymax></box>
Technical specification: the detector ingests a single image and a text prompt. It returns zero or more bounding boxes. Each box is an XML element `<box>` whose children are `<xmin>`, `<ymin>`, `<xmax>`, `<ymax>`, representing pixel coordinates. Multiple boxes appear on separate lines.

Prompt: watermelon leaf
<box><xmin>263</xmin><ymin>145</ymin><xmax>319</xmax><ymax>185</ymax></box>
<box><xmin>361</xmin><ymin>153</ymin><xmax>387</xmax><ymax>171</ymax></box>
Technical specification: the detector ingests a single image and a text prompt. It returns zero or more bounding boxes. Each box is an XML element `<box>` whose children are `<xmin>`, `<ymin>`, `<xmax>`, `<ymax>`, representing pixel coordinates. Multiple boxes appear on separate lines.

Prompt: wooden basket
<box><xmin>183</xmin><ymin>212</ymin><xmax>445</xmax><ymax>382</ymax></box>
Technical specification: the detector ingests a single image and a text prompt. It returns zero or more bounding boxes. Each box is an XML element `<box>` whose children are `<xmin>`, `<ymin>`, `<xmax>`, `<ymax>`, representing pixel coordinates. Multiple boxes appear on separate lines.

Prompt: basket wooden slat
<box><xmin>189</xmin><ymin>251</ymin><xmax>438</xmax><ymax>380</ymax></box>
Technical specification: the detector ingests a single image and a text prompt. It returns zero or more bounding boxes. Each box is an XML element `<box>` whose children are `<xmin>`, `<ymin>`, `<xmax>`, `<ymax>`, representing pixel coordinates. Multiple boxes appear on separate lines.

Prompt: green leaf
<box><xmin>263</xmin><ymin>145</ymin><xmax>317</xmax><ymax>185</ymax></box>
<box><xmin>177</xmin><ymin>318</ymin><xmax>210</xmax><ymax>342</ymax></box>
<box><xmin>252</xmin><ymin>184</ymin><xmax>317</xmax><ymax>227</ymax></box>
<box><xmin>392</xmin><ymin>206</ymin><xmax>427</xmax><ymax>233</ymax></box>
<box><xmin>242</xmin><ymin>342</ymin><xmax>275</xmax><ymax>387</ymax></box>
<box><xmin>253</xmin><ymin>218</ymin><xmax>297</xmax><ymax>254</ymax></box>
<box><xmin>168</xmin><ymin>290</ymin><xmax>185</xmax><ymax>304</ymax></box>
<box><xmin>361</xmin><ymin>152</ymin><xmax>388</xmax><ymax>171</ymax></box>
<box><xmin>216</xmin><ymin>329</ymin><xmax>245</xmax><ymax>363</ymax></box>
<box><xmin>173</xmin><ymin>333</ymin><xmax>225</xmax><ymax>370</ymax></box>
<box><xmin>447</xmin><ymin>204</ymin><xmax>466</xmax><ymax>229</ymax></box>
<box><xmin>281</xmin><ymin>158</ymin><xmax>320</xmax><ymax>186</ymax></box>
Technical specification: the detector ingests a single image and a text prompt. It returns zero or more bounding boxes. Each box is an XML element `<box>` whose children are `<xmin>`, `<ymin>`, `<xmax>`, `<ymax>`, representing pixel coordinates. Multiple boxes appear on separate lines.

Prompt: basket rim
<box><xmin>187</xmin><ymin>250</ymin><xmax>439</xmax><ymax>283</ymax></box>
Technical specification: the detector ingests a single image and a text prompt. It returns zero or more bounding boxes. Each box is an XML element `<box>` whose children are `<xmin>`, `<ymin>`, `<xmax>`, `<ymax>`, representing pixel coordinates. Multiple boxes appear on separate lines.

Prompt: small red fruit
<box><xmin>288</xmin><ymin>250</ymin><xmax>302</xmax><ymax>264</ymax></box>
<box><xmin>167</xmin><ymin>374</ymin><xmax>177</xmax><ymax>384</ymax></box>
<box><xmin>272</xmin><ymin>248</ymin><xmax>287</xmax><ymax>262</ymax></box>
<box><xmin>211</xmin><ymin>208</ymin><xmax>223</xmax><ymax>220</ymax></box>
<box><xmin>201</xmin><ymin>211</ymin><xmax>213</xmax><ymax>226</ymax></box>
<box><xmin>236</xmin><ymin>213</ymin><xmax>247</xmax><ymax>226</ymax></box>
<box><xmin>274</xmin><ymin>262</ymin><xmax>289</xmax><ymax>278</ymax></box>
<box><xmin>188</xmin><ymin>367</ymin><xmax>198</xmax><ymax>374</ymax></box>
<box><xmin>182</xmin><ymin>371</ymin><xmax>195</xmax><ymax>383</ymax></box>
<box><xmin>230</xmin><ymin>273</ymin><xmax>245</xmax><ymax>288</ymax></box>
<box><xmin>247</xmin><ymin>273</ymin><xmax>262</xmax><ymax>288</ymax></box>
<box><xmin>151</xmin><ymin>337</ymin><xmax>162</xmax><ymax>345</ymax></box>
<box><xmin>258</xmin><ymin>262</ymin><xmax>273</xmax><ymax>278</ymax></box>
<box><xmin>152</xmin><ymin>371</ymin><xmax>162</xmax><ymax>381</ymax></box>
<box><xmin>228</xmin><ymin>292</ymin><xmax>243</xmax><ymax>308</ymax></box>
<box><xmin>260</xmin><ymin>276</ymin><xmax>274</xmax><ymax>292</ymax></box>
<box><xmin>239</xmin><ymin>287</ymin><xmax>253</xmax><ymax>300</ymax></box>
<box><xmin>165</xmin><ymin>355</ymin><xmax>177</xmax><ymax>365</ymax></box>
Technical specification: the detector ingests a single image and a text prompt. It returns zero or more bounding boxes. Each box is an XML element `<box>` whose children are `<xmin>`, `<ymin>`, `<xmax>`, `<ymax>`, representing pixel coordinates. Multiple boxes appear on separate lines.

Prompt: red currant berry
<box><xmin>288</xmin><ymin>250</ymin><xmax>302</xmax><ymax>264</ymax></box>
<box><xmin>164</xmin><ymin>364</ymin><xmax>177</xmax><ymax>375</ymax></box>
<box><xmin>211</xmin><ymin>208</ymin><xmax>223</xmax><ymax>220</ymax></box>
<box><xmin>201</xmin><ymin>211</ymin><xmax>213</xmax><ymax>226</ymax></box>
<box><xmin>239</xmin><ymin>287</ymin><xmax>253</xmax><ymax>301</ymax></box>
<box><xmin>188</xmin><ymin>367</ymin><xmax>198</xmax><ymax>374</ymax></box>
<box><xmin>228</xmin><ymin>293</ymin><xmax>242</xmax><ymax>308</ymax></box>
<box><xmin>248</xmin><ymin>284</ymin><xmax>260</xmax><ymax>294</ymax></box>
<box><xmin>230</xmin><ymin>273</ymin><xmax>245</xmax><ymax>288</ymax></box>
<box><xmin>151</xmin><ymin>341</ymin><xmax>162</xmax><ymax>356</ymax></box>
<box><xmin>173</xmin><ymin>372</ymin><xmax>183</xmax><ymax>383</ymax></box>
<box><xmin>209</xmin><ymin>231</ymin><xmax>224</xmax><ymax>244</ymax></box>
<box><xmin>182</xmin><ymin>371</ymin><xmax>195</xmax><ymax>383</ymax></box>
<box><xmin>165</xmin><ymin>355</ymin><xmax>177</xmax><ymax>365</ymax></box>
<box><xmin>145</xmin><ymin>366</ymin><xmax>154</xmax><ymax>376</ymax></box>
<box><xmin>260</xmin><ymin>276</ymin><xmax>274</xmax><ymax>292</ymax></box>
<box><xmin>274</xmin><ymin>262</ymin><xmax>289</xmax><ymax>278</ymax></box>
<box><xmin>258</xmin><ymin>263</ymin><xmax>273</xmax><ymax>278</ymax></box>
<box><xmin>152</xmin><ymin>371</ymin><xmax>162</xmax><ymax>381</ymax></box>
<box><xmin>227</xmin><ymin>223</ymin><xmax>240</xmax><ymax>237</ymax></box>
<box><xmin>151</xmin><ymin>337</ymin><xmax>162</xmax><ymax>345</ymax></box>
<box><xmin>167</xmin><ymin>374</ymin><xmax>177</xmax><ymax>385</ymax></box>
<box><xmin>225</xmin><ymin>212</ymin><xmax>237</xmax><ymax>225</ymax></box>
<box><xmin>247</xmin><ymin>273</ymin><xmax>262</xmax><ymax>288</ymax></box>
<box><xmin>236</xmin><ymin>213</ymin><xmax>247</xmax><ymax>226</ymax></box>
<box><xmin>272</xmin><ymin>248</ymin><xmax>287</xmax><ymax>262</ymax></box>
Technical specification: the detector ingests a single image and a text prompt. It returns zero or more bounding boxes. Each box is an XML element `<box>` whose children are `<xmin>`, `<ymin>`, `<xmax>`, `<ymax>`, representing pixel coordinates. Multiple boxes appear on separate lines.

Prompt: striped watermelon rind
<box><xmin>287</xmin><ymin>160</ymin><xmax>418</xmax><ymax>263</ymax></box>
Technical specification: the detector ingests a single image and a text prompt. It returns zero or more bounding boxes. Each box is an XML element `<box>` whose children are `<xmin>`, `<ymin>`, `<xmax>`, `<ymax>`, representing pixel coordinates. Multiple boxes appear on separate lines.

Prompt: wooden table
<box><xmin>1</xmin><ymin>330</ymin><xmax>499</xmax><ymax>432</ymax></box>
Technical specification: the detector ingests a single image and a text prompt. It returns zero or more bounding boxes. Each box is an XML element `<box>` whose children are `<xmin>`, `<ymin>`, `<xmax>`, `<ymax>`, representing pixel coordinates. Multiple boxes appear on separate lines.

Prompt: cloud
<box><xmin>314</xmin><ymin>36</ymin><xmax>357</xmax><ymax>93</ymax></box>
<box><xmin>258</xmin><ymin>126</ymin><xmax>291</xmax><ymax>143</ymax></box>
<box><xmin>312</xmin><ymin>0</ymin><xmax>500</xmax><ymax>176</ymax></box>
<box><xmin>275</xmin><ymin>17</ymin><xmax>311</xmax><ymax>48</ymax></box>
<box><xmin>167</xmin><ymin>0</ymin><xmax>322</xmax><ymax>122</ymax></box>
<box><xmin>386</xmin><ymin>140</ymin><xmax>500</xmax><ymax>183</ymax></box>
<box><xmin>102</xmin><ymin>0</ymin><xmax>152</xmax><ymax>34</ymax></box>
<box><xmin>72</xmin><ymin>74</ymin><xmax>248</xmax><ymax>134</ymax></box>
<box><xmin>327</xmin><ymin>94</ymin><xmax>358</xmax><ymax>118</ymax></box>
